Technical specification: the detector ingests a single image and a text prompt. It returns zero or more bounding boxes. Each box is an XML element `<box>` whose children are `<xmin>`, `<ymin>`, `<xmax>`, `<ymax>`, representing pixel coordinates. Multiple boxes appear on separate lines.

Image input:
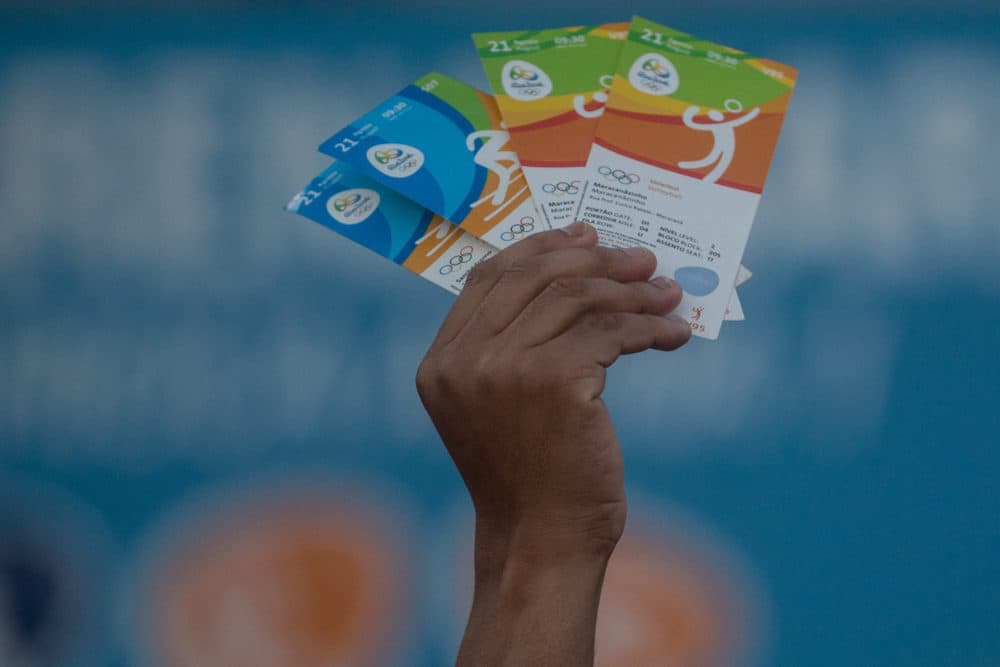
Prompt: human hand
<box><xmin>416</xmin><ymin>222</ymin><xmax>690</xmax><ymax>561</ymax></box>
<box><xmin>417</xmin><ymin>222</ymin><xmax>691</xmax><ymax>666</ymax></box>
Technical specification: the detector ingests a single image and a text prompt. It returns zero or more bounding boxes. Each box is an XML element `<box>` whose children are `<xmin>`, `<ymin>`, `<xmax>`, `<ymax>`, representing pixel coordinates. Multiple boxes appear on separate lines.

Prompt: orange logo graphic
<box><xmin>595</xmin><ymin>527</ymin><xmax>760</xmax><ymax>667</ymax></box>
<box><xmin>139</xmin><ymin>488</ymin><xmax>405</xmax><ymax>667</ymax></box>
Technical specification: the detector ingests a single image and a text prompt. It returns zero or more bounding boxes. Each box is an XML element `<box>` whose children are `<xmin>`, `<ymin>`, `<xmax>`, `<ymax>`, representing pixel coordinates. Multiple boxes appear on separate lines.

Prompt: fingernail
<box><xmin>623</xmin><ymin>246</ymin><xmax>652</xmax><ymax>259</ymax></box>
<box><xmin>650</xmin><ymin>276</ymin><xmax>676</xmax><ymax>289</ymax></box>
<box><xmin>667</xmin><ymin>313</ymin><xmax>690</xmax><ymax>326</ymax></box>
<box><xmin>562</xmin><ymin>221</ymin><xmax>590</xmax><ymax>236</ymax></box>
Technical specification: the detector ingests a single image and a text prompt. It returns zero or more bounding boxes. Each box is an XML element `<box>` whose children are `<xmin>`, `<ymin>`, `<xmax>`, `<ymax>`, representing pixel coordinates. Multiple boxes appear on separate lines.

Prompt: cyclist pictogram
<box><xmin>466</xmin><ymin>129</ymin><xmax>532</xmax><ymax>227</ymax></box>
<box><xmin>467</xmin><ymin>129</ymin><xmax>524</xmax><ymax>208</ymax></box>
<box><xmin>415</xmin><ymin>219</ymin><xmax>464</xmax><ymax>257</ymax></box>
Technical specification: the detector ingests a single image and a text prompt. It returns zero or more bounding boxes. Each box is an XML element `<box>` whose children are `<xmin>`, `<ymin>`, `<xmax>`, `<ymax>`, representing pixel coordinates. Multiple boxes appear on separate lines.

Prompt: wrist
<box><xmin>459</xmin><ymin>516</ymin><xmax>612</xmax><ymax>667</ymax></box>
<box><xmin>472</xmin><ymin>513</ymin><xmax>617</xmax><ymax>590</ymax></box>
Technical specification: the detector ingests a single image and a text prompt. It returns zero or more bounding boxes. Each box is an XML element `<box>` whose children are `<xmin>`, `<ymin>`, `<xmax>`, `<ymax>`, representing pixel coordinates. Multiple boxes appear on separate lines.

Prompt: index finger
<box><xmin>430</xmin><ymin>222</ymin><xmax>598</xmax><ymax>348</ymax></box>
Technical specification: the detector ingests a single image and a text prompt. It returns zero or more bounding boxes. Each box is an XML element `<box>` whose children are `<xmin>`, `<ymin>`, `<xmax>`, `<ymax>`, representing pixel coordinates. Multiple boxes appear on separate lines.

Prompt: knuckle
<box><xmin>566</xmin><ymin>243</ymin><xmax>602</xmax><ymax>264</ymax></box>
<box><xmin>530</xmin><ymin>227</ymin><xmax>576</xmax><ymax>251</ymax></box>
<box><xmin>546</xmin><ymin>276</ymin><xmax>587</xmax><ymax>299</ymax></box>
<box><xmin>470</xmin><ymin>347</ymin><xmax>547</xmax><ymax>394</ymax></box>
<box><xmin>503</xmin><ymin>258</ymin><xmax>534</xmax><ymax>280</ymax></box>
<box><xmin>600</xmin><ymin>245</ymin><xmax>629</xmax><ymax>261</ymax></box>
<box><xmin>436</xmin><ymin>352</ymin><xmax>468</xmax><ymax>388</ymax></box>
<box><xmin>472</xmin><ymin>352</ymin><xmax>508</xmax><ymax>393</ymax></box>
<box><xmin>469</xmin><ymin>350</ymin><xmax>492</xmax><ymax>380</ymax></box>
<box><xmin>417</xmin><ymin>349</ymin><xmax>472</xmax><ymax>400</ymax></box>
<box><xmin>604</xmin><ymin>246</ymin><xmax>655</xmax><ymax>274</ymax></box>
<box><xmin>636</xmin><ymin>282</ymin><xmax>667</xmax><ymax>310</ymax></box>
<box><xmin>415</xmin><ymin>357</ymin><xmax>438</xmax><ymax>398</ymax></box>
<box><xmin>590</xmin><ymin>312</ymin><xmax>625</xmax><ymax>332</ymax></box>
<box><xmin>582</xmin><ymin>249</ymin><xmax>609</xmax><ymax>276</ymax></box>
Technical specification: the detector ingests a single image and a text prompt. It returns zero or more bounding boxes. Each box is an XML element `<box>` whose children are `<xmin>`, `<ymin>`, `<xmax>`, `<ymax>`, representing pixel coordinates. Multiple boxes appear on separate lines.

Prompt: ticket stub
<box><xmin>286</xmin><ymin>160</ymin><xmax>496</xmax><ymax>294</ymax></box>
<box><xmin>287</xmin><ymin>160</ymin><xmax>747</xmax><ymax>315</ymax></box>
<box><xmin>473</xmin><ymin>22</ymin><xmax>629</xmax><ymax>228</ymax></box>
<box><xmin>319</xmin><ymin>72</ymin><xmax>544</xmax><ymax>249</ymax></box>
<box><xmin>735</xmin><ymin>264</ymin><xmax>752</xmax><ymax>287</ymax></box>
<box><xmin>726</xmin><ymin>290</ymin><xmax>745</xmax><ymax>321</ymax></box>
<box><xmin>576</xmin><ymin>16</ymin><xmax>796</xmax><ymax>339</ymax></box>
<box><xmin>725</xmin><ymin>264</ymin><xmax>751</xmax><ymax>322</ymax></box>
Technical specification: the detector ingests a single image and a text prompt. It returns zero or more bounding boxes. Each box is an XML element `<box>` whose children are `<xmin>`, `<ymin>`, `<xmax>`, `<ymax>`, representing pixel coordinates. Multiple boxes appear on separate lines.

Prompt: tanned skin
<box><xmin>416</xmin><ymin>222</ymin><xmax>691</xmax><ymax>666</ymax></box>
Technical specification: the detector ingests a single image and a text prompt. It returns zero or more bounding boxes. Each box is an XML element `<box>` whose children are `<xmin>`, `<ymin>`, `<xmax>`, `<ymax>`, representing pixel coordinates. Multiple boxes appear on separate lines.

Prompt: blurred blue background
<box><xmin>2</xmin><ymin>1</ymin><xmax>999</xmax><ymax>666</ymax></box>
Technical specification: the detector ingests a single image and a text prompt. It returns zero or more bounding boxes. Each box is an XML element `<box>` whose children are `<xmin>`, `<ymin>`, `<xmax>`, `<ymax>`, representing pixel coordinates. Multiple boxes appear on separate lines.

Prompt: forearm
<box><xmin>456</xmin><ymin>519</ymin><xmax>613</xmax><ymax>667</ymax></box>
<box><xmin>419</xmin><ymin>227</ymin><xmax>689</xmax><ymax>666</ymax></box>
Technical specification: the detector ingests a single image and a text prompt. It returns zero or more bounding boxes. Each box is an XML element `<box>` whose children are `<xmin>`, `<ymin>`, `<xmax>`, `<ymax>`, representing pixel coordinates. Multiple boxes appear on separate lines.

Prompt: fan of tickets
<box><xmin>286</xmin><ymin>15</ymin><xmax>797</xmax><ymax>340</ymax></box>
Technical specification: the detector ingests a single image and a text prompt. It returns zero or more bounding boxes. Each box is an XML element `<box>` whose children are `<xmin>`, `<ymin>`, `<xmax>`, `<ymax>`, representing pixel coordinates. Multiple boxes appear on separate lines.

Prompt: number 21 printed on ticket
<box><xmin>318</xmin><ymin>72</ymin><xmax>543</xmax><ymax>250</ymax></box>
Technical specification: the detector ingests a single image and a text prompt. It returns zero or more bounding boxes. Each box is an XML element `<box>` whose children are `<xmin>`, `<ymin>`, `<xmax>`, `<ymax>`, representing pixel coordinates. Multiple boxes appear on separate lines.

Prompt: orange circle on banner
<box><xmin>143</xmin><ymin>493</ymin><xmax>402</xmax><ymax>667</ymax></box>
<box><xmin>595</xmin><ymin>531</ymin><xmax>751</xmax><ymax>667</ymax></box>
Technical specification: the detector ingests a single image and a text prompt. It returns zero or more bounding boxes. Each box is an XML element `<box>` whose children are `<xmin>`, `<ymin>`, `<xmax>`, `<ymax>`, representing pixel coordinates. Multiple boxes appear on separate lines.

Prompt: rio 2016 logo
<box><xmin>366</xmin><ymin>143</ymin><xmax>425</xmax><ymax>179</ymax></box>
<box><xmin>332</xmin><ymin>193</ymin><xmax>362</xmax><ymax>212</ymax></box>
<box><xmin>501</xmin><ymin>60</ymin><xmax>553</xmax><ymax>101</ymax></box>
<box><xmin>327</xmin><ymin>188</ymin><xmax>380</xmax><ymax>225</ymax></box>
<box><xmin>598</xmin><ymin>166</ymin><xmax>640</xmax><ymax>185</ymax></box>
<box><xmin>642</xmin><ymin>58</ymin><xmax>670</xmax><ymax>78</ymax></box>
<box><xmin>509</xmin><ymin>65</ymin><xmax>539</xmax><ymax>81</ymax></box>
<box><xmin>541</xmin><ymin>181</ymin><xmax>581</xmax><ymax>197</ymax></box>
<box><xmin>439</xmin><ymin>245</ymin><xmax>475</xmax><ymax>276</ymax></box>
<box><xmin>628</xmin><ymin>53</ymin><xmax>680</xmax><ymax>96</ymax></box>
<box><xmin>500</xmin><ymin>216</ymin><xmax>536</xmax><ymax>243</ymax></box>
<box><xmin>372</xmin><ymin>148</ymin><xmax>403</xmax><ymax>165</ymax></box>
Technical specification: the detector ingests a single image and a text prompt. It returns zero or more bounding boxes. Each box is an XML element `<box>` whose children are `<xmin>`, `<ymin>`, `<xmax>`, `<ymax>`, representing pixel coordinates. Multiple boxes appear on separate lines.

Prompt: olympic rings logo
<box><xmin>439</xmin><ymin>245</ymin><xmax>475</xmax><ymax>275</ymax></box>
<box><xmin>509</xmin><ymin>65</ymin><xmax>539</xmax><ymax>81</ymax></box>
<box><xmin>500</xmin><ymin>216</ymin><xmax>536</xmax><ymax>243</ymax></box>
<box><xmin>598</xmin><ymin>166</ymin><xmax>640</xmax><ymax>185</ymax></box>
<box><xmin>374</xmin><ymin>148</ymin><xmax>403</xmax><ymax>164</ymax></box>
<box><xmin>332</xmin><ymin>193</ymin><xmax>361</xmax><ymax>212</ymax></box>
<box><xmin>541</xmin><ymin>181</ymin><xmax>580</xmax><ymax>196</ymax></box>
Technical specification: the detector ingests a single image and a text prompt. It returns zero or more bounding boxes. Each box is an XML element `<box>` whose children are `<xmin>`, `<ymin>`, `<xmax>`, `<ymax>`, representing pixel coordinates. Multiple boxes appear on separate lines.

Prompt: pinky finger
<box><xmin>557</xmin><ymin>312</ymin><xmax>692</xmax><ymax>368</ymax></box>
